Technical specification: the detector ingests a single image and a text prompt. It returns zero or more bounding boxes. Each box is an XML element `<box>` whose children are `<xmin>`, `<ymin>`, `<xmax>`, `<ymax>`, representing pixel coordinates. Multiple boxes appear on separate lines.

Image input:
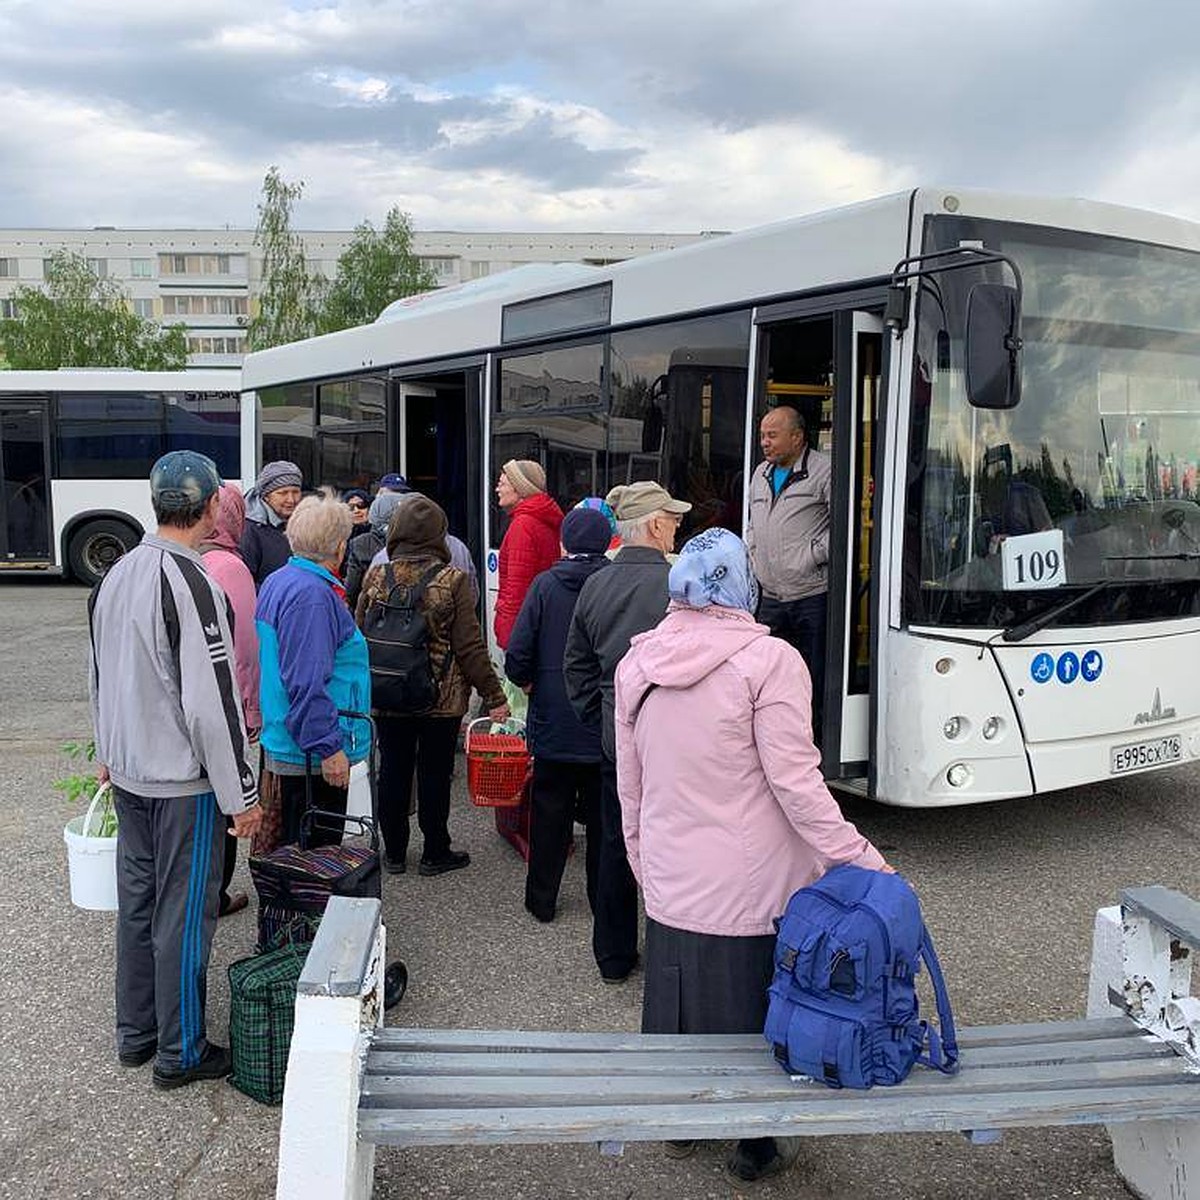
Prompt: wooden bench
<box><xmin>275</xmin><ymin>888</ymin><xmax>1200</xmax><ymax>1200</ymax></box>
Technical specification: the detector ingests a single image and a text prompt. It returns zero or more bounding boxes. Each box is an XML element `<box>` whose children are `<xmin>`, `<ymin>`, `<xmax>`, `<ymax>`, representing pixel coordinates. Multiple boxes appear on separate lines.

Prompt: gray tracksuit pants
<box><xmin>113</xmin><ymin>787</ymin><xmax>224</xmax><ymax>1070</ymax></box>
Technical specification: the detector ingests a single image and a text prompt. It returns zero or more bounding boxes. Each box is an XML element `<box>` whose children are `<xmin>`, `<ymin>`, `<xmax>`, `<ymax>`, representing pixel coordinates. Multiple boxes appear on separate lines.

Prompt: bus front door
<box><xmin>825</xmin><ymin>312</ymin><xmax>883</xmax><ymax>781</ymax></box>
<box><xmin>752</xmin><ymin>302</ymin><xmax>884</xmax><ymax>788</ymax></box>
<box><xmin>0</xmin><ymin>400</ymin><xmax>52</xmax><ymax>567</ymax></box>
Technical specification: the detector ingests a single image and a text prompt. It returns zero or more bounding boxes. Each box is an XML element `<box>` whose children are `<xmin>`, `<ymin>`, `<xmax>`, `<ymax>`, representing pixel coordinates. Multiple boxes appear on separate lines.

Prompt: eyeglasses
<box><xmin>347</xmin><ymin>502</ymin><xmax>367</xmax><ymax>511</ymax></box>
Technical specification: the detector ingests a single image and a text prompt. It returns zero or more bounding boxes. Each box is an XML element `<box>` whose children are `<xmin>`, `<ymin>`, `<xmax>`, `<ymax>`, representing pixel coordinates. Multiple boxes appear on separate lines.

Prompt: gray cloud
<box><xmin>0</xmin><ymin>1</ymin><xmax>1199</xmax><ymax>229</ymax></box>
<box><xmin>430</xmin><ymin>113</ymin><xmax>639</xmax><ymax>188</ymax></box>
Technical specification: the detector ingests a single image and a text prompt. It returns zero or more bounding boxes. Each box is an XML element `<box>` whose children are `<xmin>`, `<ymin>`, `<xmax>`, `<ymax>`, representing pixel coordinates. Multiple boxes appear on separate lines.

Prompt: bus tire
<box><xmin>67</xmin><ymin>519</ymin><xmax>139</xmax><ymax>587</ymax></box>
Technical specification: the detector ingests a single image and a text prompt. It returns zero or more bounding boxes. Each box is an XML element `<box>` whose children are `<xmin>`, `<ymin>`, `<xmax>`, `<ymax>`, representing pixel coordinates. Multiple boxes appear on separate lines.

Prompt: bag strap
<box><xmin>382</xmin><ymin>560</ymin><xmax>445</xmax><ymax>606</ymax></box>
<box><xmin>916</xmin><ymin>927</ymin><xmax>960</xmax><ymax>1073</ymax></box>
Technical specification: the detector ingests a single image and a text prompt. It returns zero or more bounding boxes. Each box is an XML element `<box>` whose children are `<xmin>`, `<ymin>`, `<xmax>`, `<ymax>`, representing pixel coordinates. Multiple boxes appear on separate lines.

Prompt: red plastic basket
<box><xmin>465</xmin><ymin>718</ymin><xmax>530</xmax><ymax>808</ymax></box>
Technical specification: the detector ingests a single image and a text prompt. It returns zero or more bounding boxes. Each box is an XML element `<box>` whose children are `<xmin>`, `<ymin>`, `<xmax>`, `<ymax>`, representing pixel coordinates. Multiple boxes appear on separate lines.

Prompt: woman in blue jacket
<box><xmin>505</xmin><ymin>507</ymin><xmax>613</xmax><ymax>922</ymax></box>
<box><xmin>257</xmin><ymin>492</ymin><xmax>371</xmax><ymax>848</ymax></box>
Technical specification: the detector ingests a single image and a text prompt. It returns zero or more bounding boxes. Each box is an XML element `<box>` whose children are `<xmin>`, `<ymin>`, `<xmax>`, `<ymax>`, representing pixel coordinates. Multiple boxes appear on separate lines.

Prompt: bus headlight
<box><xmin>946</xmin><ymin>763</ymin><xmax>974</xmax><ymax>788</ymax></box>
<box><xmin>982</xmin><ymin>716</ymin><xmax>1003</xmax><ymax>741</ymax></box>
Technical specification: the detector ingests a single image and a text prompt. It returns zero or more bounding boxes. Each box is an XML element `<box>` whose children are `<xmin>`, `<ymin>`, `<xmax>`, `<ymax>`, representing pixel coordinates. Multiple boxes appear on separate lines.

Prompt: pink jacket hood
<box><xmin>203</xmin><ymin>484</ymin><xmax>246</xmax><ymax>554</ymax></box>
<box><xmin>625</xmin><ymin>601</ymin><xmax>767</xmax><ymax>691</ymax></box>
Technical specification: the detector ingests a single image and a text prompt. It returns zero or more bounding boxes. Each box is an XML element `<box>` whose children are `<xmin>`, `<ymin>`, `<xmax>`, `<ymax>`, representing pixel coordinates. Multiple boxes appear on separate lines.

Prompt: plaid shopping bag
<box><xmin>249</xmin><ymin>840</ymin><xmax>379</xmax><ymax>952</ymax></box>
<box><xmin>227</xmin><ymin>935</ymin><xmax>310</xmax><ymax>1105</ymax></box>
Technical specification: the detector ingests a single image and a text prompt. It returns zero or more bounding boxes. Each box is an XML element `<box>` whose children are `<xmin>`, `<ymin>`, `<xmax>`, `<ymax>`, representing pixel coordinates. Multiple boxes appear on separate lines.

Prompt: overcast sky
<box><xmin>1</xmin><ymin>1</ymin><xmax>1198</xmax><ymax>234</ymax></box>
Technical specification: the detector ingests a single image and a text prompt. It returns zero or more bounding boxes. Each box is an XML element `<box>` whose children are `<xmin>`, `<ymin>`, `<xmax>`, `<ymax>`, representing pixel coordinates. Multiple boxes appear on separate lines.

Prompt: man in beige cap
<box><xmin>564</xmin><ymin>480</ymin><xmax>690</xmax><ymax>983</ymax></box>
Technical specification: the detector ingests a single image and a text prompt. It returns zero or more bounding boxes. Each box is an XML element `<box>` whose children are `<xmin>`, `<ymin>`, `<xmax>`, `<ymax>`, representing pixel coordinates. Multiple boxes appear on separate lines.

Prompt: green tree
<box><xmin>316</xmin><ymin>207</ymin><xmax>437</xmax><ymax>334</ymax></box>
<box><xmin>0</xmin><ymin>252</ymin><xmax>187</xmax><ymax>369</ymax></box>
<box><xmin>246</xmin><ymin>166</ymin><xmax>322</xmax><ymax>350</ymax></box>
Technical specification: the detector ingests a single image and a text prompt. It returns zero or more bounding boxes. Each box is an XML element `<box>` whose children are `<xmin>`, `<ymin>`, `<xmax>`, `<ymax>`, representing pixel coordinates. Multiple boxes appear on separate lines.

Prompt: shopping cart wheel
<box><xmin>384</xmin><ymin>960</ymin><xmax>408</xmax><ymax>1010</ymax></box>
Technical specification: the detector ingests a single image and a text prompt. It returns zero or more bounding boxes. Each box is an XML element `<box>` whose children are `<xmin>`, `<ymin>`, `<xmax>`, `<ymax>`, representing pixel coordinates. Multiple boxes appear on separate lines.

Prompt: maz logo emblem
<box><xmin>1134</xmin><ymin>688</ymin><xmax>1177</xmax><ymax>726</ymax></box>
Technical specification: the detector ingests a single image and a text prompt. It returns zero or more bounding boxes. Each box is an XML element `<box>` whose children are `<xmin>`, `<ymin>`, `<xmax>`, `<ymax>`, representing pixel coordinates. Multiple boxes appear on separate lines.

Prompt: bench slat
<box><xmin>357</xmin><ymin>1081</ymin><xmax>1200</xmax><ymax>1146</ymax></box>
<box><xmin>370</xmin><ymin>1016</ymin><xmax>1139</xmax><ymax>1055</ymax></box>
<box><xmin>360</xmin><ymin>1056</ymin><xmax>1193</xmax><ymax>1110</ymax></box>
<box><xmin>364</xmin><ymin>1035</ymin><xmax>1170</xmax><ymax>1079</ymax></box>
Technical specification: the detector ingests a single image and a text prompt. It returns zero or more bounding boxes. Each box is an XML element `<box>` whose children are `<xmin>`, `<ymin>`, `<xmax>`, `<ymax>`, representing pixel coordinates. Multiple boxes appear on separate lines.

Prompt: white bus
<box><xmin>0</xmin><ymin>370</ymin><xmax>246</xmax><ymax>586</ymax></box>
<box><xmin>240</xmin><ymin>187</ymin><xmax>1200</xmax><ymax>807</ymax></box>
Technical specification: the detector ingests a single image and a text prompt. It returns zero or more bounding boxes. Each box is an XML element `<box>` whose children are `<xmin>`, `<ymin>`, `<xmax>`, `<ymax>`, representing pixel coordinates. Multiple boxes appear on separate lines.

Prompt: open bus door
<box><xmin>826</xmin><ymin>312</ymin><xmax>884</xmax><ymax>783</ymax></box>
<box><xmin>752</xmin><ymin>301</ymin><xmax>885</xmax><ymax>793</ymax></box>
<box><xmin>0</xmin><ymin>399</ymin><xmax>52</xmax><ymax>568</ymax></box>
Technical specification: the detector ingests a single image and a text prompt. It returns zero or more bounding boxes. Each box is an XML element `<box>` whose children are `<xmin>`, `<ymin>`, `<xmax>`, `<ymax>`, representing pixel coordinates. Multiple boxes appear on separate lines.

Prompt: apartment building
<box><xmin>0</xmin><ymin>228</ymin><xmax>713</xmax><ymax>366</ymax></box>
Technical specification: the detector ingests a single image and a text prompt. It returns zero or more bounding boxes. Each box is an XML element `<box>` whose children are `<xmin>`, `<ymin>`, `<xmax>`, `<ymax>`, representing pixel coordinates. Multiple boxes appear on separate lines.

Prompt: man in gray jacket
<box><xmin>89</xmin><ymin>450</ymin><xmax>262</xmax><ymax>1090</ymax></box>
<box><xmin>564</xmin><ymin>480</ymin><xmax>690</xmax><ymax>983</ymax></box>
<box><xmin>745</xmin><ymin>405</ymin><xmax>831</xmax><ymax>738</ymax></box>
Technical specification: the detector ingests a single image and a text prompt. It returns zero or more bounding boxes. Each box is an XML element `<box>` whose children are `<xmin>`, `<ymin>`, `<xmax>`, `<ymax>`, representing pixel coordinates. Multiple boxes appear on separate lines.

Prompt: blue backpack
<box><xmin>764</xmin><ymin>865</ymin><xmax>958</xmax><ymax>1088</ymax></box>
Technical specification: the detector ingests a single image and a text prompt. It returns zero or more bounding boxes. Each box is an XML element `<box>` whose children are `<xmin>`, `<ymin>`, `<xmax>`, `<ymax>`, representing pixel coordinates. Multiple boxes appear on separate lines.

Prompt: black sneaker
<box><xmin>663</xmin><ymin>1139</ymin><xmax>698</xmax><ymax>1159</ymax></box>
<box><xmin>152</xmin><ymin>1044</ymin><xmax>232</xmax><ymax>1091</ymax></box>
<box><xmin>118</xmin><ymin>1041</ymin><xmax>157</xmax><ymax>1068</ymax></box>
<box><xmin>384</xmin><ymin>857</ymin><xmax>407</xmax><ymax>875</ymax></box>
<box><xmin>600</xmin><ymin>953</ymin><xmax>640</xmax><ymax>985</ymax></box>
<box><xmin>418</xmin><ymin>850</ymin><xmax>470</xmax><ymax>877</ymax></box>
<box><xmin>724</xmin><ymin>1137</ymin><xmax>797</xmax><ymax>1187</ymax></box>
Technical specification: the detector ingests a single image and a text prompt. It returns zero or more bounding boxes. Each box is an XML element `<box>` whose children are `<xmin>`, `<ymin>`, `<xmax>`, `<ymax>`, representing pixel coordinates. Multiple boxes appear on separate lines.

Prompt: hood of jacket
<box><xmin>386</xmin><ymin>493</ymin><xmax>450</xmax><ymax>562</ymax></box>
<box><xmin>512</xmin><ymin>490</ymin><xmax>564</xmax><ymax>531</ymax></box>
<box><xmin>626</xmin><ymin>603</ymin><xmax>768</xmax><ymax>689</ymax></box>
<box><xmin>202</xmin><ymin>484</ymin><xmax>245</xmax><ymax>553</ymax></box>
<box><xmin>548</xmin><ymin>553</ymin><xmax>609</xmax><ymax>594</ymax></box>
<box><xmin>244</xmin><ymin>487</ymin><xmax>285</xmax><ymax>528</ymax></box>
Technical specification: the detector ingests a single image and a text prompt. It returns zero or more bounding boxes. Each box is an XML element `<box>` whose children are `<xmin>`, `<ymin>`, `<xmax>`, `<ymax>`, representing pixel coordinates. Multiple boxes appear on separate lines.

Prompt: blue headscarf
<box><xmin>668</xmin><ymin>527</ymin><xmax>759</xmax><ymax>613</ymax></box>
<box><xmin>573</xmin><ymin>495</ymin><xmax>617</xmax><ymax>536</ymax></box>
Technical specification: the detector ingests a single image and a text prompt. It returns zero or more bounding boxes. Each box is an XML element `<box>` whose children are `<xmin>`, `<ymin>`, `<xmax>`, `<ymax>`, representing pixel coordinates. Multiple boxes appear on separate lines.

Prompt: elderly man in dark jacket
<box><xmin>505</xmin><ymin>507</ymin><xmax>612</xmax><ymax>924</ymax></box>
<box><xmin>563</xmin><ymin>481</ymin><xmax>691</xmax><ymax>983</ymax></box>
<box><xmin>239</xmin><ymin>460</ymin><xmax>302</xmax><ymax>587</ymax></box>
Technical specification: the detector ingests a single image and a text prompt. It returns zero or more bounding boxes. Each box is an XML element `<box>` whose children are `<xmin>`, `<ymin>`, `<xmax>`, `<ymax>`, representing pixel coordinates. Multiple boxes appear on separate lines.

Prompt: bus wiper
<box><xmin>1001</xmin><ymin>580</ymin><xmax>1114</xmax><ymax>643</ymax></box>
<box><xmin>1103</xmin><ymin>553</ymin><xmax>1200</xmax><ymax>561</ymax></box>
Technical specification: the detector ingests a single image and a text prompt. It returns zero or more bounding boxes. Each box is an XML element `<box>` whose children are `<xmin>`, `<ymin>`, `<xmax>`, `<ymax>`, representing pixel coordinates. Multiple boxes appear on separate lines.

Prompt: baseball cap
<box><xmin>378</xmin><ymin>473</ymin><xmax>410</xmax><ymax>492</ymax></box>
<box><xmin>150</xmin><ymin>450</ymin><xmax>221</xmax><ymax>510</ymax></box>
<box><xmin>605</xmin><ymin>481</ymin><xmax>692</xmax><ymax>522</ymax></box>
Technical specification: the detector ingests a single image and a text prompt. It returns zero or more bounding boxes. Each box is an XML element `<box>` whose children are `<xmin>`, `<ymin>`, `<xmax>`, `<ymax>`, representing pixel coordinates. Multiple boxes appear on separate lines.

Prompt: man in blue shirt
<box><xmin>744</xmin><ymin>405</ymin><xmax>832</xmax><ymax>741</ymax></box>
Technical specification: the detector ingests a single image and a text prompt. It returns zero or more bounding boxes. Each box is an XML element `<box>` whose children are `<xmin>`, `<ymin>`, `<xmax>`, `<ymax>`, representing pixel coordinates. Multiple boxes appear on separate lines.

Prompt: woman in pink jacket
<box><xmin>201</xmin><ymin>483</ymin><xmax>261</xmax><ymax>917</ymax></box>
<box><xmin>614</xmin><ymin>527</ymin><xmax>886</xmax><ymax>1186</ymax></box>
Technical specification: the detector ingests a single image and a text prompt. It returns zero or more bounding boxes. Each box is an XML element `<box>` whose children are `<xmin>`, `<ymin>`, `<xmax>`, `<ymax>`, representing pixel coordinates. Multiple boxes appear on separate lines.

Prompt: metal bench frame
<box><xmin>275</xmin><ymin>888</ymin><xmax>1200</xmax><ymax>1200</ymax></box>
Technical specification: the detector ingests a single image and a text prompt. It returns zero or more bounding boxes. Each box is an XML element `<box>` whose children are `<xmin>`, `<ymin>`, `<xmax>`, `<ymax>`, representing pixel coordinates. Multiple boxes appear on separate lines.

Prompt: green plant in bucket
<box><xmin>55</xmin><ymin>740</ymin><xmax>116</xmax><ymax>837</ymax></box>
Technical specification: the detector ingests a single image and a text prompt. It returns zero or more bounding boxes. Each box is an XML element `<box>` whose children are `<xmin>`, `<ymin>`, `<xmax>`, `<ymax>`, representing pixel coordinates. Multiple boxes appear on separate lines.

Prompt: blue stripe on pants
<box><xmin>179</xmin><ymin>793</ymin><xmax>214</xmax><ymax>1068</ymax></box>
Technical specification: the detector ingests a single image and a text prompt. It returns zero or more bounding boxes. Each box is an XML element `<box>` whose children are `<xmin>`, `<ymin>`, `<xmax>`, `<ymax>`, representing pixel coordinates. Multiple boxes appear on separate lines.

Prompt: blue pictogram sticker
<box><xmin>487</xmin><ymin>551</ymin><xmax>498</xmax><ymax>573</ymax></box>
<box><xmin>1030</xmin><ymin>652</ymin><xmax>1054</xmax><ymax>684</ymax></box>
<box><xmin>1080</xmin><ymin>649</ymin><xmax>1103</xmax><ymax>683</ymax></box>
<box><xmin>1056</xmin><ymin>652</ymin><xmax>1080</xmax><ymax>684</ymax></box>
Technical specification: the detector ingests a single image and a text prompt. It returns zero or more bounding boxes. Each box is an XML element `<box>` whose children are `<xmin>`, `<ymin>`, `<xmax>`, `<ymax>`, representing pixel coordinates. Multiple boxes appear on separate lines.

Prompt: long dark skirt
<box><xmin>641</xmin><ymin>917</ymin><xmax>776</xmax><ymax>1036</ymax></box>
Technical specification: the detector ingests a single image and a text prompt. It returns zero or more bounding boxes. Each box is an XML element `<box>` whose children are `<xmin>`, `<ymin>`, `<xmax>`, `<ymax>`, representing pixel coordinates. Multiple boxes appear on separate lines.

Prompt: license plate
<box><xmin>1110</xmin><ymin>735</ymin><xmax>1183</xmax><ymax>775</ymax></box>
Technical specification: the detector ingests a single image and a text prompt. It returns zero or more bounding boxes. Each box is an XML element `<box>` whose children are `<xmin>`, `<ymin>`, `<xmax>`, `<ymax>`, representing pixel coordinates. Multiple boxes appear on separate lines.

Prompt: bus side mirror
<box><xmin>965</xmin><ymin>283</ymin><xmax>1022</xmax><ymax>410</ymax></box>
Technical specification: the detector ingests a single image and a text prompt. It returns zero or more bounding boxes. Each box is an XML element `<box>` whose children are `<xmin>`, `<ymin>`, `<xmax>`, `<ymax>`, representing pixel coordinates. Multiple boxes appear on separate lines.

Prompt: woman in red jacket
<box><xmin>493</xmin><ymin>460</ymin><xmax>563</xmax><ymax>649</ymax></box>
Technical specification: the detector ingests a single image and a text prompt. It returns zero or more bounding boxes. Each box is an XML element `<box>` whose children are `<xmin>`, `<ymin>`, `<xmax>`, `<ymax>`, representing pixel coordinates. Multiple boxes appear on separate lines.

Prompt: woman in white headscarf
<box><xmin>614</xmin><ymin>528</ymin><xmax>887</xmax><ymax>1185</ymax></box>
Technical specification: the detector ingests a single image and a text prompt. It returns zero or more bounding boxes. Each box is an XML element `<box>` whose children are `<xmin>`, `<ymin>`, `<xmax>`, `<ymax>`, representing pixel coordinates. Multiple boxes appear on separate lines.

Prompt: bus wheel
<box><xmin>67</xmin><ymin>520</ymin><xmax>138</xmax><ymax>586</ymax></box>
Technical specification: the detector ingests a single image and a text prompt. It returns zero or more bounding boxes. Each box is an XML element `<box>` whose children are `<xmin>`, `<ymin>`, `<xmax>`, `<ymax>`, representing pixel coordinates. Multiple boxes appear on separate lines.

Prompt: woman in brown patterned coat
<box><xmin>356</xmin><ymin>495</ymin><xmax>508</xmax><ymax>876</ymax></box>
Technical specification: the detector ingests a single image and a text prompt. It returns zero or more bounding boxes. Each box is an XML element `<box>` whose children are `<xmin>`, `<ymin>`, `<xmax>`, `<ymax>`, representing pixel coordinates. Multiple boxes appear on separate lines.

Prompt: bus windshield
<box><xmin>904</xmin><ymin>215</ymin><xmax>1200</xmax><ymax>629</ymax></box>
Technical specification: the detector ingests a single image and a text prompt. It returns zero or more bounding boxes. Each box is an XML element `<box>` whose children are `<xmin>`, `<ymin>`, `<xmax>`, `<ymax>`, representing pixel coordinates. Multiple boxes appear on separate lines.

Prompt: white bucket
<box><xmin>63</xmin><ymin>783</ymin><xmax>118</xmax><ymax>911</ymax></box>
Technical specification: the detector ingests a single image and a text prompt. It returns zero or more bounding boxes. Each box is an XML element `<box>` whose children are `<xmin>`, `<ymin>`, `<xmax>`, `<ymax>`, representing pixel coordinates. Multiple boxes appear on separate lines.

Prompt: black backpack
<box><xmin>362</xmin><ymin>563</ymin><xmax>451</xmax><ymax>714</ymax></box>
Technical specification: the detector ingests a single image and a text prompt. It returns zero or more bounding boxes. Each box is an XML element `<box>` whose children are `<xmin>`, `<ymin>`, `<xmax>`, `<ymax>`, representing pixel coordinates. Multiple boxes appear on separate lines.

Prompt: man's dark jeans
<box><xmin>758</xmin><ymin>592</ymin><xmax>828</xmax><ymax>740</ymax></box>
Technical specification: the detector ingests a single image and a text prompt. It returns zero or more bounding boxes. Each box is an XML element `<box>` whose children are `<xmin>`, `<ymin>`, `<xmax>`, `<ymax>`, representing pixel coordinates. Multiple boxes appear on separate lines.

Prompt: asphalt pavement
<box><xmin>2</xmin><ymin>578</ymin><xmax>1198</xmax><ymax>1199</ymax></box>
